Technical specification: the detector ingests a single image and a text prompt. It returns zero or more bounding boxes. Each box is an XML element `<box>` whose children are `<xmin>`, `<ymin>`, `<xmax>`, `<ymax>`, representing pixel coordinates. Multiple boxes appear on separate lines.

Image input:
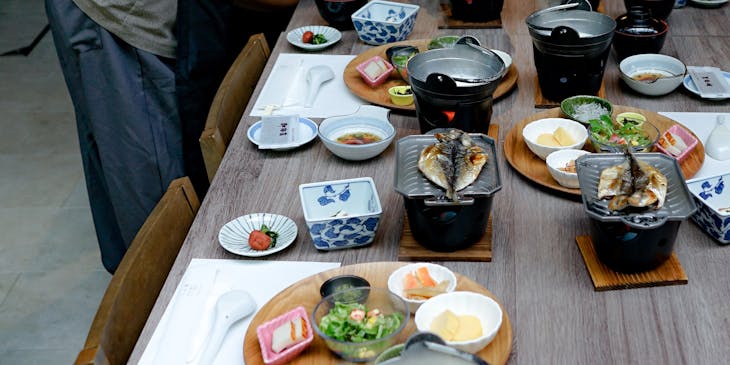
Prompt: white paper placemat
<box><xmin>138</xmin><ymin>259</ymin><xmax>340</xmax><ymax>365</ymax></box>
<box><xmin>660</xmin><ymin>112</ymin><xmax>730</xmax><ymax>182</ymax></box>
<box><xmin>250</xmin><ymin>54</ymin><xmax>363</xmax><ymax>118</ymax></box>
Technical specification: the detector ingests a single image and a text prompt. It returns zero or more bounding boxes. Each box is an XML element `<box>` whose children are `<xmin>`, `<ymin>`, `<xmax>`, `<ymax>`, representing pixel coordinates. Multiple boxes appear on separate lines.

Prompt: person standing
<box><xmin>176</xmin><ymin>0</ymin><xmax>298</xmax><ymax>199</ymax></box>
<box><xmin>45</xmin><ymin>0</ymin><xmax>184</xmax><ymax>273</ymax></box>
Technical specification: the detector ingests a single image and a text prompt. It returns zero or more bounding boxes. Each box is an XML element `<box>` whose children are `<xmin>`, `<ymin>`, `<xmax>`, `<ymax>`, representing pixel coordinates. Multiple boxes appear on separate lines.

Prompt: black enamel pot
<box><xmin>394</xmin><ymin>132</ymin><xmax>502</xmax><ymax>251</ymax></box>
<box><xmin>407</xmin><ymin>39</ymin><xmax>504</xmax><ymax>134</ymax></box>
<box><xmin>576</xmin><ymin>153</ymin><xmax>697</xmax><ymax>273</ymax></box>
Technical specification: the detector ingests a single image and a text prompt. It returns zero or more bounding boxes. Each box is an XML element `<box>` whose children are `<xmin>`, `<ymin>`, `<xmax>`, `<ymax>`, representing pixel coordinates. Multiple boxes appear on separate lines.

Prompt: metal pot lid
<box><xmin>407</xmin><ymin>44</ymin><xmax>504</xmax><ymax>87</ymax></box>
<box><xmin>575</xmin><ymin>153</ymin><xmax>697</xmax><ymax>227</ymax></box>
<box><xmin>394</xmin><ymin>132</ymin><xmax>502</xmax><ymax>200</ymax></box>
<box><xmin>526</xmin><ymin>9</ymin><xmax>616</xmax><ymax>45</ymax></box>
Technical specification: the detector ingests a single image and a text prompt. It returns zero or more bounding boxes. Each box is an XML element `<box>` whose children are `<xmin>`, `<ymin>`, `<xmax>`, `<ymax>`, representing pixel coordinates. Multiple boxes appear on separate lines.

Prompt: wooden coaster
<box><xmin>399</xmin><ymin>214</ymin><xmax>492</xmax><ymax>262</ymax></box>
<box><xmin>438</xmin><ymin>3</ymin><xmax>503</xmax><ymax>29</ymax></box>
<box><xmin>575</xmin><ymin>235</ymin><xmax>688</xmax><ymax>291</ymax></box>
<box><xmin>534</xmin><ymin>77</ymin><xmax>607</xmax><ymax>108</ymax></box>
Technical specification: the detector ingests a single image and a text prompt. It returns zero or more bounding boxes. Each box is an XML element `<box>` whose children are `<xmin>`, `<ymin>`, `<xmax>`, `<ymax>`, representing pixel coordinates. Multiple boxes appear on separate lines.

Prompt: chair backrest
<box><xmin>200</xmin><ymin>33</ymin><xmax>270</xmax><ymax>182</ymax></box>
<box><xmin>74</xmin><ymin>177</ymin><xmax>200</xmax><ymax>365</ymax></box>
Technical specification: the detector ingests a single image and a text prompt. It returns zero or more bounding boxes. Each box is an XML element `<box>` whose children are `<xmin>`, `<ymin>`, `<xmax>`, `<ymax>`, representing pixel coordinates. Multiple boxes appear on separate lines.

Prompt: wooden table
<box><xmin>129</xmin><ymin>1</ymin><xmax>730</xmax><ymax>364</ymax></box>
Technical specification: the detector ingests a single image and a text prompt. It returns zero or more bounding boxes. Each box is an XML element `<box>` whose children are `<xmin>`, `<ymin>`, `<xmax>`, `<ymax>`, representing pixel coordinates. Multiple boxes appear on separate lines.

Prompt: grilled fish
<box><xmin>597</xmin><ymin>150</ymin><xmax>667</xmax><ymax>211</ymax></box>
<box><xmin>418</xmin><ymin>129</ymin><xmax>488</xmax><ymax>200</ymax></box>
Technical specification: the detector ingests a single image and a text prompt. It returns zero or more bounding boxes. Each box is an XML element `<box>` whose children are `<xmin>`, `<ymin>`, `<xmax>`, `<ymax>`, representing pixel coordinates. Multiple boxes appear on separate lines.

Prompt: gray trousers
<box><xmin>45</xmin><ymin>0</ymin><xmax>184</xmax><ymax>273</ymax></box>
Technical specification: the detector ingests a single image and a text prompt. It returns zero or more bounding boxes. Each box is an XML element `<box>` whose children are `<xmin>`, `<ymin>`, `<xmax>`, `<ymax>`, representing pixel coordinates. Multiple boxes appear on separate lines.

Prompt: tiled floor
<box><xmin>0</xmin><ymin>1</ymin><xmax>110</xmax><ymax>364</ymax></box>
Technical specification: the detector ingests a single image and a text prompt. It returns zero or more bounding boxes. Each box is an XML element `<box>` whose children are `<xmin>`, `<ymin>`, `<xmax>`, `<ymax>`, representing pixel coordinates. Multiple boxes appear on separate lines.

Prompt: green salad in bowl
<box><xmin>588</xmin><ymin>114</ymin><xmax>659</xmax><ymax>153</ymax></box>
<box><xmin>312</xmin><ymin>287</ymin><xmax>409</xmax><ymax>362</ymax></box>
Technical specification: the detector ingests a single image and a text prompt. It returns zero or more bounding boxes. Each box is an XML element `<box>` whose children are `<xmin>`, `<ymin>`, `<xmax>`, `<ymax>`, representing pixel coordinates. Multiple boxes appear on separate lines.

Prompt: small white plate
<box><xmin>683</xmin><ymin>70</ymin><xmax>730</xmax><ymax>100</ymax></box>
<box><xmin>690</xmin><ymin>0</ymin><xmax>728</xmax><ymax>8</ymax></box>
<box><xmin>247</xmin><ymin>117</ymin><xmax>318</xmax><ymax>151</ymax></box>
<box><xmin>287</xmin><ymin>26</ymin><xmax>341</xmax><ymax>51</ymax></box>
<box><xmin>218</xmin><ymin>213</ymin><xmax>298</xmax><ymax>257</ymax></box>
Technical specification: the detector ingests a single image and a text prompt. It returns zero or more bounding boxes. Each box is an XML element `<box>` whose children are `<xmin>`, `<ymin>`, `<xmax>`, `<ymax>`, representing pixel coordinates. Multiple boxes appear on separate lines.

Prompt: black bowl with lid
<box><xmin>576</xmin><ymin>153</ymin><xmax>697</xmax><ymax>273</ymax></box>
<box><xmin>613</xmin><ymin>6</ymin><xmax>669</xmax><ymax>61</ymax></box>
<box><xmin>394</xmin><ymin>131</ymin><xmax>502</xmax><ymax>251</ymax></box>
<box><xmin>623</xmin><ymin>0</ymin><xmax>674</xmax><ymax>20</ymax></box>
<box><xmin>314</xmin><ymin>0</ymin><xmax>367</xmax><ymax>30</ymax></box>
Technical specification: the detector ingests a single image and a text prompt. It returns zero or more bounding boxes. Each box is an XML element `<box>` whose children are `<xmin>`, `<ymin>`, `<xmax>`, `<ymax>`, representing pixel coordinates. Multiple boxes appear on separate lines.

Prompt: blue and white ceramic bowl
<box><xmin>687</xmin><ymin>173</ymin><xmax>730</xmax><ymax>245</ymax></box>
<box><xmin>351</xmin><ymin>1</ymin><xmax>419</xmax><ymax>45</ymax></box>
<box><xmin>299</xmin><ymin>177</ymin><xmax>382</xmax><ymax>250</ymax></box>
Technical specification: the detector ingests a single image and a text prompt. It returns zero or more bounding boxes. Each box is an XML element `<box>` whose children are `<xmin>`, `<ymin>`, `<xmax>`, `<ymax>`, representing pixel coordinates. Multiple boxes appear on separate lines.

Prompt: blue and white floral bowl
<box><xmin>351</xmin><ymin>1</ymin><xmax>419</xmax><ymax>46</ymax></box>
<box><xmin>298</xmin><ymin>177</ymin><xmax>382</xmax><ymax>250</ymax></box>
<box><xmin>687</xmin><ymin>173</ymin><xmax>730</xmax><ymax>245</ymax></box>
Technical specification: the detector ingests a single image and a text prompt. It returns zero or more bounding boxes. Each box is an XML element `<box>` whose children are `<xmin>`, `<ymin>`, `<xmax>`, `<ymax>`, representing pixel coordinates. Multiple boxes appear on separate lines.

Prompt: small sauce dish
<box><xmin>388</xmin><ymin>85</ymin><xmax>414</xmax><ymax>106</ymax></box>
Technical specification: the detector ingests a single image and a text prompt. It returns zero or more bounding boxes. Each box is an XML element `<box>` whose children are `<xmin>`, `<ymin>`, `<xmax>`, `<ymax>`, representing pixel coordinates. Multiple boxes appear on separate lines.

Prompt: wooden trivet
<box><xmin>534</xmin><ymin>77</ymin><xmax>606</xmax><ymax>108</ymax></box>
<box><xmin>438</xmin><ymin>3</ymin><xmax>503</xmax><ymax>29</ymax></box>
<box><xmin>399</xmin><ymin>214</ymin><xmax>492</xmax><ymax>262</ymax></box>
<box><xmin>575</xmin><ymin>235</ymin><xmax>688</xmax><ymax>291</ymax></box>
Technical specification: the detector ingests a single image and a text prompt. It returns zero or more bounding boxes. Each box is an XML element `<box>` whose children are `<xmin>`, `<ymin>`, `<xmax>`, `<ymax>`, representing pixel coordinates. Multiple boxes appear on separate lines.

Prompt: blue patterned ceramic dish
<box><xmin>687</xmin><ymin>173</ymin><xmax>730</xmax><ymax>244</ymax></box>
<box><xmin>298</xmin><ymin>177</ymin><xmax>382</xmax><ymax>250</ymax></box>
<box><xmin>351</xmin><ymin>1</ymin><xmax>419</xmax><ymax>45</ymax></box>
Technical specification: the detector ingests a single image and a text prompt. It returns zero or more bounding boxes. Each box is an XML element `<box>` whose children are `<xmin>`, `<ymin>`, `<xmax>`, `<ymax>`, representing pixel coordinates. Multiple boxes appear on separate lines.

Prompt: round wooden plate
<box><xmin>343</xmin><ymin>39</ymin><xmax>519</xmax><ymax>111</ymax></box>
<box><xmin>503</xmin><ymin>106</ymin><xmax>706</xmax><ymax>196</ymax></box>
<box><xmin>243</xmin><ymin>261</ymin><xmax>513</xmax><ymax>365</ymax></box>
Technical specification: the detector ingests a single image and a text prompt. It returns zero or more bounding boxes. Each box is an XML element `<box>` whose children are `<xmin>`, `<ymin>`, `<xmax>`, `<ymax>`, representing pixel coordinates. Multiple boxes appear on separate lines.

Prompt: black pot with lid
<box><xmin>407</xmin><ymin>37</ymin><xmax>505</xmax><ymax>134</ymax></box>
<box><xmin>394</xmin><ymin>131</ymin><xmax>502</xmax><ymax>251</ymax></box>
<box><xmin>526</xmin><ymin>7</ymin><xmax>616</xmax><ymax>101</ymax></box>
<box><xmin>575</xmin><ymin>153</ymin><xmax>697</xmax><ymax>273</ymax></box>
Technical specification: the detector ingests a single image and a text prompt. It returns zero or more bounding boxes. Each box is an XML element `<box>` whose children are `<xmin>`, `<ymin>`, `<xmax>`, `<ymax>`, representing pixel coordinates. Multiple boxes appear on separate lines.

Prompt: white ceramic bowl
<box><xmin>414</xmin><ymin>291</ymin><xmax>503</xmax><ymax>353</ymax></box>
<box><xmin>522</xmin><ymin>118</ymin><xmax>588</xmax><ymax>160</ymax></box>
<box><xmin>351</xmin><ymin>0</ymin><xmax>420</xmax><ymax>45</ymax></box>
<box><xmin>545</xmin><ymin>149</ymin><xmax>591</xmax><ymax>189</ymax></box>
<box><xmin>318</xmin><ymin>105</ymin><xmax>396</xmax><ymax>161</ymax></box>
<box><xmin>491</xmin><ymin>49</ymin><xmax>512</xmax><ymax>77</ymax></box>
<box><xmin>387</xmin><ymin>263</ymin><xmax>457</xmax><ymax>313</ymax></box>
<box><xmin>619</xmin><ymin>54</ymin><xmax>686</xmax><ymax>96</ymax></box>
<box><xmin>298</xmin><ymin>177</ymin><xmax>382</xmax><ymax>250</ymax></box>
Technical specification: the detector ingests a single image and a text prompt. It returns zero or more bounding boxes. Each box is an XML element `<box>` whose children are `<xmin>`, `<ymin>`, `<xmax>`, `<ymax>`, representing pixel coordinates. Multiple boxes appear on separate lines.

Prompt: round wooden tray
<box><xmin>503</xmin><ymin>106</ymin><xmax>706</xmax><ymax>196</ymax></box>
<box><xmin>243</xmin><ymin>262</ymin><xmax>513</xmax><ymax>364</ymax></box>
<box><xmin>343</xmin><ymin>39</ymin><xmax>519</xmax><ymax>112</ymax></box>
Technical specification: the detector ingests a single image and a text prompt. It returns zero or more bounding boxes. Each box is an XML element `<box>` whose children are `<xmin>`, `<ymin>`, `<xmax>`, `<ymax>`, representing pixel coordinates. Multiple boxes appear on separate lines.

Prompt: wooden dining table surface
<box><xmin>128</xmin><ymin>1</ymin><xmax>730</xmax><ymax>364</ymax></box>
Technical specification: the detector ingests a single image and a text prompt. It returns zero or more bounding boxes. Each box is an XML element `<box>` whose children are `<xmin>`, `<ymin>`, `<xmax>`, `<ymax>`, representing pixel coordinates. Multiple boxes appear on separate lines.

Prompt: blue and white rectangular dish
<box><xmin>687</xmin><ymin>173</ymin><xmax>730</xmax><ymax>244</ymax></box>
<box><xmin>351</xmin><ymin>0</ymin><xmax>419</xmax><ymax>45</ymax></box>
<box><xmin>298</xmin><ymin>177</ymin><xmax>382</xmax><ymax>250</ymax></box>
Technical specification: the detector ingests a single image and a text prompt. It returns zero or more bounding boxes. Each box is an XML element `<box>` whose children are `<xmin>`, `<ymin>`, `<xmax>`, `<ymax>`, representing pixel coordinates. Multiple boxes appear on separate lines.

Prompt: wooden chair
<box><xmin>199</xmin><ymin>33</ymin><xmax>270</xmax><ymax>182</ymax></box>
<box><xmin>74</xmin><ymin>177</ymin><xmax>200</xmax><ymax>365</ymax></box>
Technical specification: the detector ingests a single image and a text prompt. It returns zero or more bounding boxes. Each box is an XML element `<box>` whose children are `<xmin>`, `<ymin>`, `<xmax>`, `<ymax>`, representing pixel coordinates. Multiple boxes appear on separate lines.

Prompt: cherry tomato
<box><xmin>248</xmin><ymin>230</ymin><xmax>272</xmax><ymax>250</ymax></box>
<box><xmin>302</xmin><ymin>31</ymin><xmax>314</xmax><ymax>44</ymax></box>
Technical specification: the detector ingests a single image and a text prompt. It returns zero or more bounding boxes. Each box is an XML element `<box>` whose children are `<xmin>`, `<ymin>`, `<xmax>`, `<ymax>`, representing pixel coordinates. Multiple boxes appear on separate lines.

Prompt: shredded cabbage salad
<box><xmin>318</xmin><ymin>302</ymin><xmax>403</xmax><ymax>342</ymax></box>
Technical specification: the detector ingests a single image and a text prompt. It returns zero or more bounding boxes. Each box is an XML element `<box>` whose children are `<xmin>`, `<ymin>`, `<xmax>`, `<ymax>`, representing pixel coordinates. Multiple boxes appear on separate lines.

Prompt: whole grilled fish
<box><xmin>597</xmin><ymin>150</ymin><xmax>667</xmax><ymax>211</ymax></box>
<box><xmin>418</xmin><ymin>129</ymin><xmax>488</xmax><ymax>200</ymax></box>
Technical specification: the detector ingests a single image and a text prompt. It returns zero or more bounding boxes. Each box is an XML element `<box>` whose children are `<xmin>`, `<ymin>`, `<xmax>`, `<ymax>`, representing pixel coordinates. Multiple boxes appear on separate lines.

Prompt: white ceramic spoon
<box><xmin>305</xmin><ymin>65</ymin><xmax>334</xmax><ymax>107</ymax></box>
<box><xmin>187</xmin><ymin>290</ymin><xmax>257</xmax><ymax>365</ymax></box>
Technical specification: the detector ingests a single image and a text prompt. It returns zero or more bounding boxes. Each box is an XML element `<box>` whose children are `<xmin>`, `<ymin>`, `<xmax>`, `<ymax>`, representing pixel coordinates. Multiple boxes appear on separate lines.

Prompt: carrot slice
<box><xmin>416</xmin><ymin>267</ymin><xmax>437</xmax><ymax>287</ymax></box>
<box><xmin>403</xmin><ymin>272</ymin><xmax>419</xmax><ymax>290</ymax></box>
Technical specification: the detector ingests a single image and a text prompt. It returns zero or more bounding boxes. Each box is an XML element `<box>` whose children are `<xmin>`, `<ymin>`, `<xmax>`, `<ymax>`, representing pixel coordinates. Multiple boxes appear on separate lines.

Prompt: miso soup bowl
<box><xmin>319</xmin><ymin>105</ymin><xmax>396</xmax><ymax>161</ymax></box>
